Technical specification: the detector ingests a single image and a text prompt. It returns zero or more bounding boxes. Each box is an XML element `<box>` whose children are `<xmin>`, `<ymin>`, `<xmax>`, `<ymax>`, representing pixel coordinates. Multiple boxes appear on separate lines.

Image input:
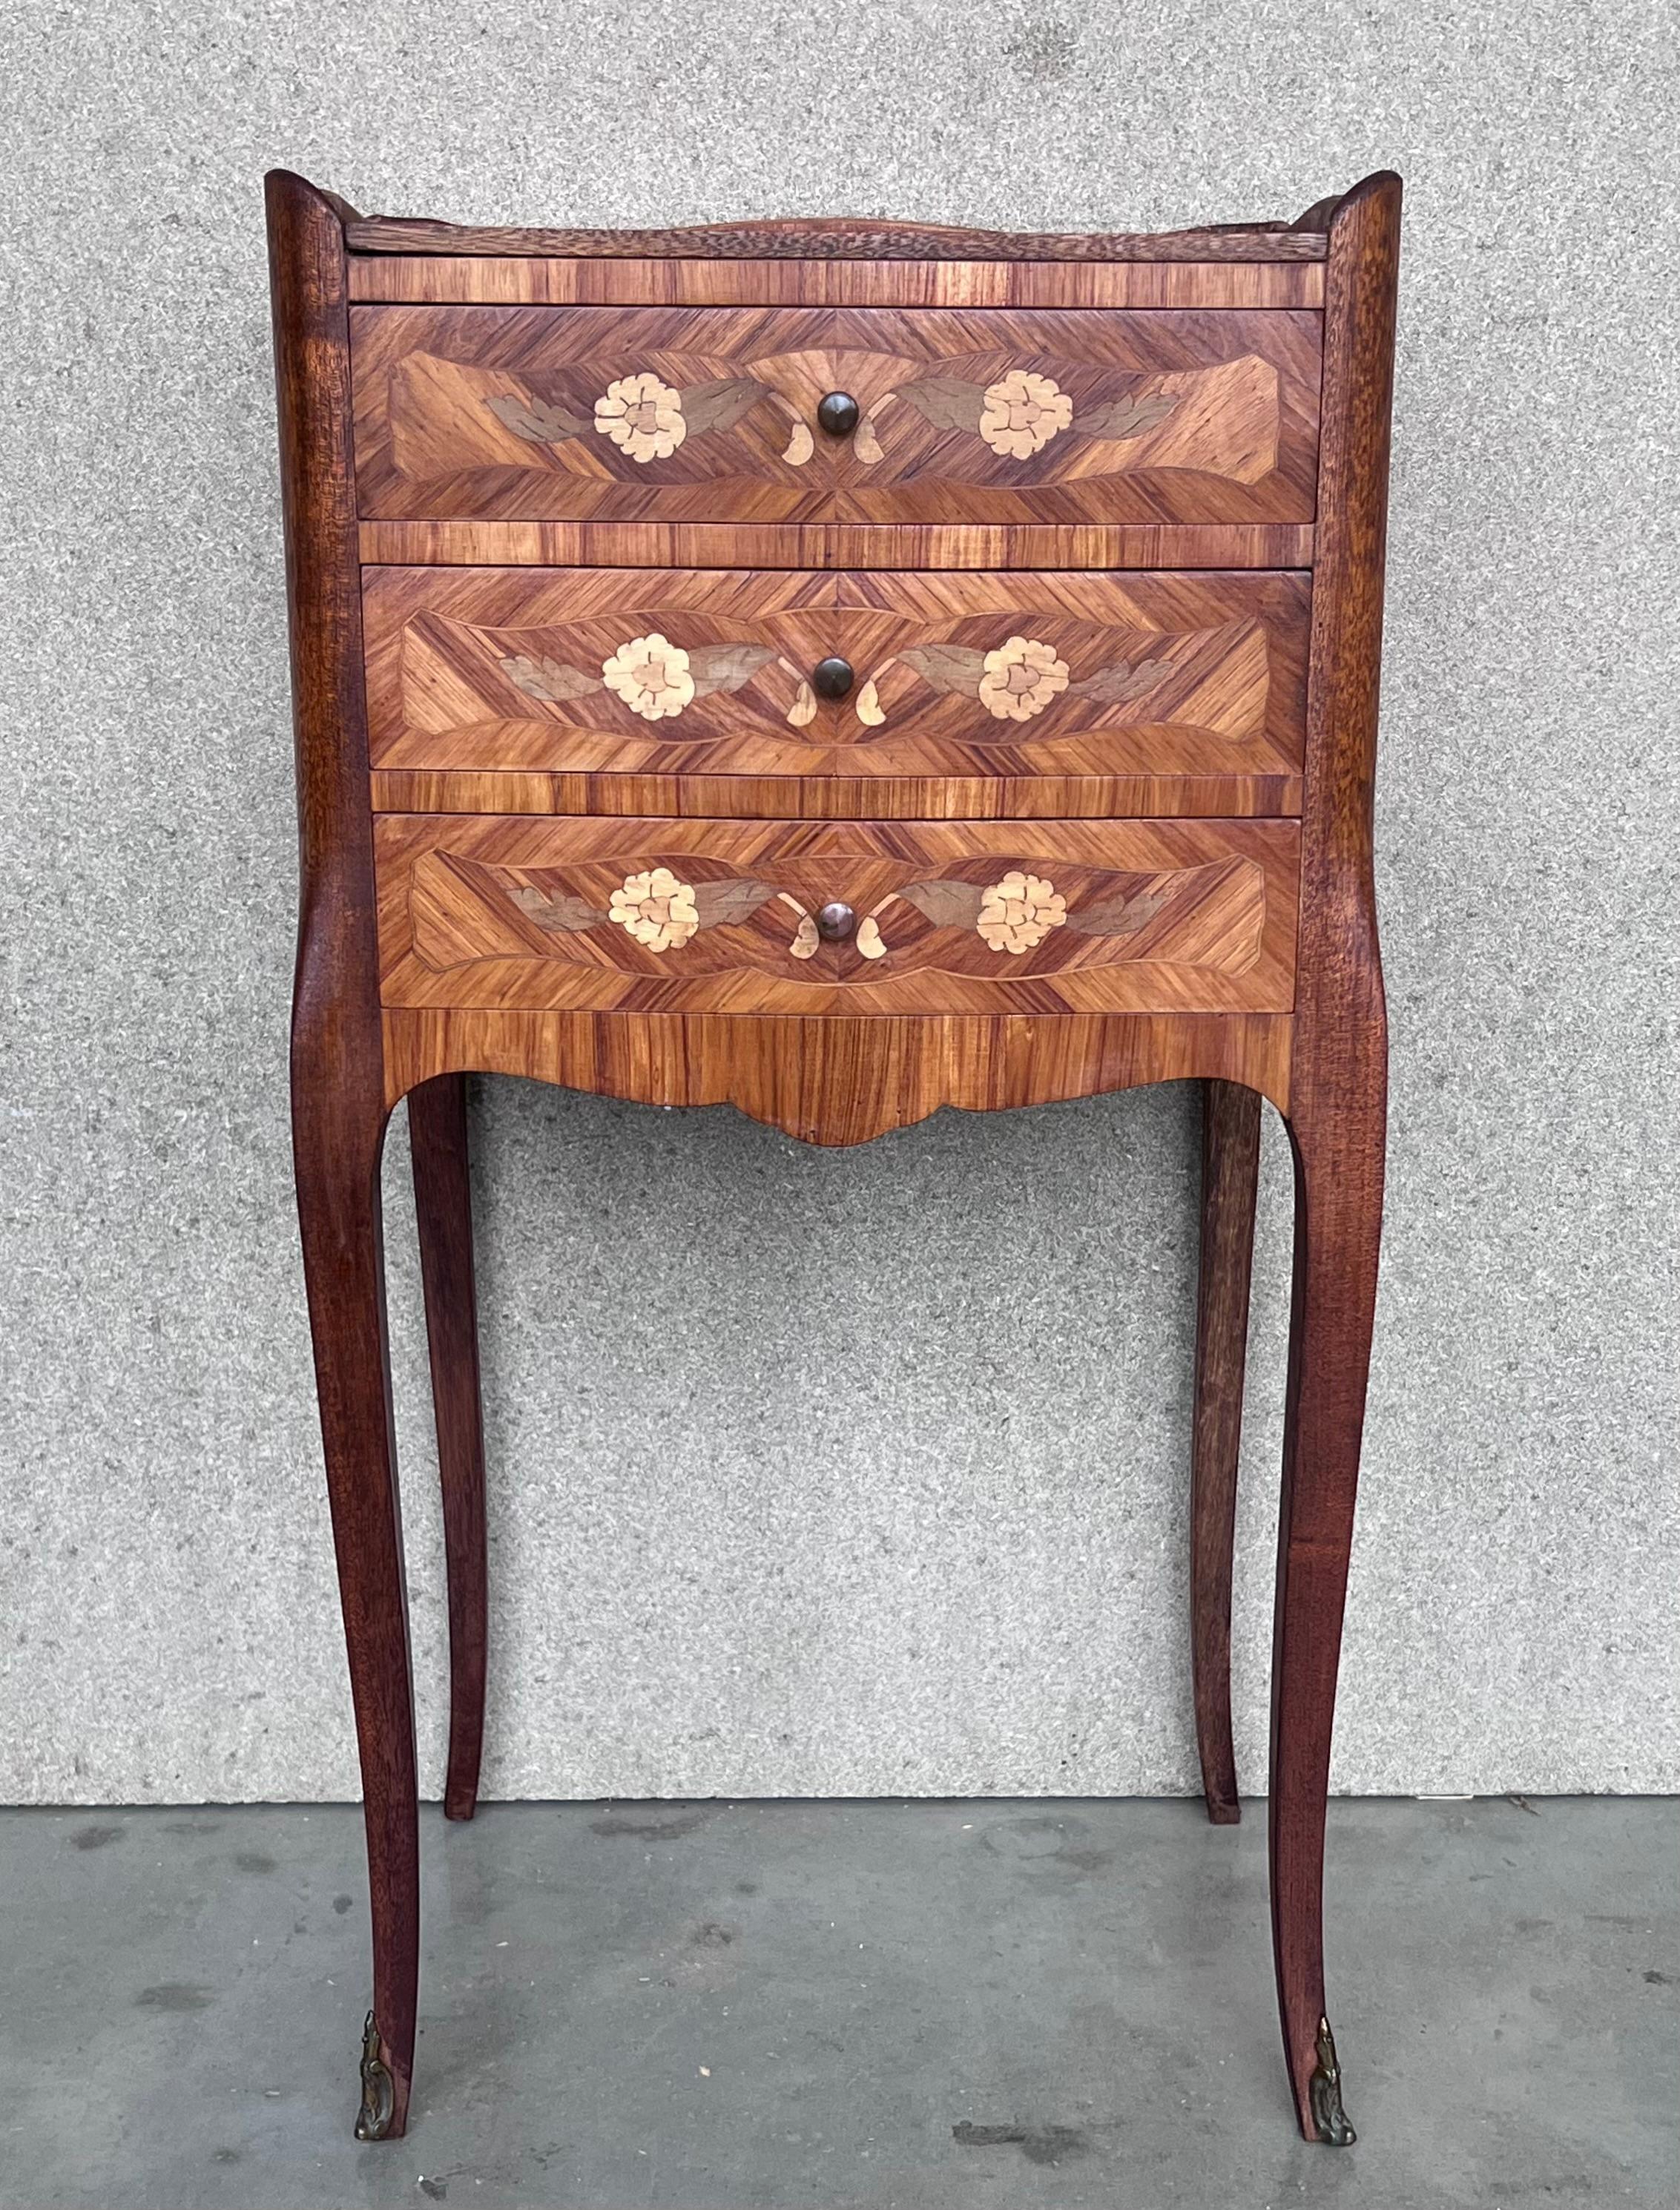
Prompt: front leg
<box><xmin>270</xmin><ymin>163</ymin><xmax>420</xmax><ymax>2140</ymax></box>
<box><xmin>294</xmin><ymin>1068</ymin><xmax>419</xmax><ymax>2140</ymax></box>
<box><xmin>1268</xmin><ymin>1043</ymin><xmax>1384</xmax><ymax>2145</ymax></box>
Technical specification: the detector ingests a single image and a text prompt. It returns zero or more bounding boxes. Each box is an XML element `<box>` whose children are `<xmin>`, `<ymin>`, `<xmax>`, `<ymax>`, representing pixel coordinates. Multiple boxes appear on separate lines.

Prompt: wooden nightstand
<box><xmin>268</xmin><ymin>169</ymin><xmax>1398</xmax><ymax>2148</ymax></box>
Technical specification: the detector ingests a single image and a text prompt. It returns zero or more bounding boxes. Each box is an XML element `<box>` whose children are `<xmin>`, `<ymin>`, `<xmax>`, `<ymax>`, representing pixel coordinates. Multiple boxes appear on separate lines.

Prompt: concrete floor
<box><xmin>0</xmin><ymin>1799</ymin><xmax>1673</xmax><ymax>2210</ymax></box>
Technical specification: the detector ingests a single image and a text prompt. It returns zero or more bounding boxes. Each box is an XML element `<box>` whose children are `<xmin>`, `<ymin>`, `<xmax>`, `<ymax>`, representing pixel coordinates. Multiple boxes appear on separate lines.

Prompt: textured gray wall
<box><xmin>3</xmin><ymin>1</ymin><xmax>1676</xmax><ymax>1806</ymax></box>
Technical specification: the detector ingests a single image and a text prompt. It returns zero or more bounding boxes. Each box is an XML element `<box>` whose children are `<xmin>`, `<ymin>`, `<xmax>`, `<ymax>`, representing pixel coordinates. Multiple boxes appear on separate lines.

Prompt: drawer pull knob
<box><xmin>811</xmin><ymin>655</ymin><xmax>854</xmax><ymax>700</ymax></box>
<box><xmin>815</xmin><ymin>901</ymin><xmax>857</xmax><ymax>942</ymax></box>
<box><xmin>817</xmin><ymin>391</ymin><xmax>860</xmax><ymax>437</ymax></box>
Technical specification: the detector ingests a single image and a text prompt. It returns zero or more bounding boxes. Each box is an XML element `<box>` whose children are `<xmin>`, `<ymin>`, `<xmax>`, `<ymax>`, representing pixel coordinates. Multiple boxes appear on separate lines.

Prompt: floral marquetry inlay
<box><xmin>600</xmin><ymin>634</ymin><xmax>696</xmax><ymax>720</ymax></box>
<box><xmin>854</xmin><ymin>634</ymin><xmax>1165</xmax><ymax>730</ymax></box>
<box><xmin>502</xmin><ymin>622</ymin><xmax>1190</xmax><ymax>739</ymax></box>
<box><xmin>977</xmin><ymin>637</ymin><xmax>1071</xmax><ymax>721</ymax></box>
<box><xmin>975</xmin><ymin>872</ymin><xmax>1068</xmax><ymax>953</ymax></box>
<box><xmin>487</xmin><ymin>369</ymin><xmax>814</xmax><ymax>465</ymax></box>
<box><xmin>505</xmin><ymin>634</ymin><xmax>788</xmax><ymax>723</ymax></box>
<box><xmin>421</xmin><ymin>854</ymin><xmax>1261</xmax><ymax>974</ymax></box>
<box><xmin>607</xmin><ymin>867</ymin><xmax>699</xmax><ymax>950</ymax></box>
<box><xmin>593</xmin><ymin>373</ymin><xmax>686</xmax><ymax>461</ymax></box>
<box><xmin>977</xmin><ymin>371</ymin><xmax>1075</xmax><ymax>458</ymax></box>
<box><xmin>854</xmin><ymin>366</ymin><xmax>1182</xmax><ymax>468</ymax></box>
<box><xmin>482</xmin><ymin>360</ymin><xmax>1182</xmax><ymax>474</ymax></box>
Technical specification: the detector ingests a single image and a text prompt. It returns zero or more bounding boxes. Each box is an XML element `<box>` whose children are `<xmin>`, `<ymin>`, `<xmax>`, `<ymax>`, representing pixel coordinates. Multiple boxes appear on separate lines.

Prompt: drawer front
<box><xmin>351</xmin><ymin>305</ymin><xmax>1320</xmax><ymax>527</ymax></box>
<box><xmin>363</xmin><ymin>567</ymin><xmax>1308</xmax><ymax>815</ymax></box>
<box><xmin>375</xmin><ymin>816</ymin><xmax>1297</xmax><ymax>1017</ymax></box>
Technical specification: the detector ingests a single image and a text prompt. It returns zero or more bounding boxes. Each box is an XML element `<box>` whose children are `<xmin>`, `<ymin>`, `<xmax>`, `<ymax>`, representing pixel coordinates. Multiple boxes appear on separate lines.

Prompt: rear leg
<box><xmin>409</xmin><ymin>1073</ymin><xmax>489</xmax><ymax>1823</ymax></box>
<box><xmin>1190</xmin><ymin>1079</ymin><xmax>1262</xmax><ymax>1823</ymax></box>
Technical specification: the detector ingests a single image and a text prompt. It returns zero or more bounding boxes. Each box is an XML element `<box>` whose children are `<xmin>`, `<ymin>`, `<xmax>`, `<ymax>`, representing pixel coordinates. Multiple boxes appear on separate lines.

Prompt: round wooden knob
<box><xmin>816</xmin><ymin>902</ymin><xmax>857</xmax><ymax>942</ymax></box>
<box><xmin>817</xmin><ymin>392</ymin><xmax>860</xmax><ymax>437</ymax></box>
<box><xmin>812</xmin><ymin>656</ymin><xmax>854</xmax><ymax>700</ymax></box>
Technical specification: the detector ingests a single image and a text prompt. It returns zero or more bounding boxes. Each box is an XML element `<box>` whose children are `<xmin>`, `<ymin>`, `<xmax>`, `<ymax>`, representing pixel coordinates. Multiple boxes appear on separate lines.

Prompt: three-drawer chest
<box><xmin>268</xmin><ymin>168</ymin><xmax>1399</xmax><ymax>2147</ymax></box>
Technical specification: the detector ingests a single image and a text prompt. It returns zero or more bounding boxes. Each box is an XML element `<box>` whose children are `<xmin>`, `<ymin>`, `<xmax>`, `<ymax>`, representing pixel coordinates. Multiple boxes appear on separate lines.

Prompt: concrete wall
<box><xmin>3</xmin><ymin>0</ymin><xmax>1676</xmax><ymax>1803</ymax></box>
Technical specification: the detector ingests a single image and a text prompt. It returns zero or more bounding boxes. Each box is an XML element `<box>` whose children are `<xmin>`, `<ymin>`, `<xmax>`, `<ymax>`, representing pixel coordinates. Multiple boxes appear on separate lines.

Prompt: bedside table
<box><xmin>268</xmin><ymin>168</ymin><xmax>1398</xmax><ymax>2148</ymax></box>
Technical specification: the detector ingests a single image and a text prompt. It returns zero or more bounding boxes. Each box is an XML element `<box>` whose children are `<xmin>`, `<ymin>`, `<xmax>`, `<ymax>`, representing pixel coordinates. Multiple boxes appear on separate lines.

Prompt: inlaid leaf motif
<box><xmin>787</xmin><ymin>680</ymin><xmax>817</xmax><ymax>727</ymax></box>
<box><xmin>485</xmin><ymin>393</ymin><xmax>593</xmax><ymax>444</ymax></box>
<box><xmin>895</xmin><ymin>878</ymin><xmax>988</xmax><ymax>929</ymax></box>
<box><xmin>778</xmin><ymin>890</ymin><xmax>820</xmax><ymax>958</ymax></box>
<box><xmin>853</xmin><ymin>407</ymin><xmax>888</xmax><ymax>464</ymax></box>
<box><xmin>1064</xmin><ymin>887</ymin><xmax>1170</xmax><ymax>936</ymax></box>
<box><xmin>499</xmin><ymin>653</ymin><xmax>601</xmax><ymax>703</ymax></box>
<box><xmin>691</xmin><ymin>878</ymin><xmax>780</xmax><ymax>928</ymax></box>
<box><xmin>681</xmin><ymin>378</ymin><xmax>773</xmax><ymax>435</ymax></box>
<box><xmin>897</xmin><ymin>645</ymin><xmax>988</xmax><ymax>695</ymax></box>
<box><xmin>1073</xmin><ymin>391</ymin><xmax>1179</xmax><ymax>442</ymax></box>
<box><xmin>685</xmin><ymin>643</ymin><xmax>780</xmax><ymax>697</ymax></box>
<box><xmin>1066</xmin><ymin>656</ymin><xmax>1173</xmax><ymax>705</ymax></box>
<box><xmin>508</xmin><ymin>884</ymin><xmax>605</xmax><ymax>933</ymax></box>
<box><xmin>892</xmin><ymin>375</ymin><xmax>988</xmax><ymax>433</ymax></box>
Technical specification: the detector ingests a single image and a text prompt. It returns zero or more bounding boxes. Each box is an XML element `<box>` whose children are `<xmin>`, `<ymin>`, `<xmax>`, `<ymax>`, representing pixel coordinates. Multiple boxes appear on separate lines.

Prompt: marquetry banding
<box><xmin>346</xmin><ymin>257</ymin><xmax>1325</xmax><ymax>310</ymax></box>
<box><xmin>367</xmin><ymin>771</ymin><xmax>1305</xmax><ymax>820</ymax></box>
<box><xmin>355</xmin><ymin>522</ymin><xmax>1315</xmax><ymax>570</ymax></box>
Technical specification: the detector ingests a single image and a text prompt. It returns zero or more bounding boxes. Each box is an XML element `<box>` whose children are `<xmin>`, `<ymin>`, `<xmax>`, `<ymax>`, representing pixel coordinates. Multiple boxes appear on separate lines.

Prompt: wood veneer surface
<box><xmin>356</xmin><ymin>519</ymin><xmax>1317</xmax><ymax>570</ymax></box>
<box><xmin>348</xmin><ymin>257</ymin><xmax>1325</xmax><ymax>308</ymax></box>
<box><xmin>351</xmin><ymin>305</ymin><xmax>1320</xmax><ymax>527</ymax></box>
<box><xmin>381</xmin><ymin>1006</ymin><xmax>1294</xmax><ymax>1142</ymax></box>
<box><xmin>375</xmin><ymin>814</ymin><xmax>1299</xmax><ymax>1019</ymax></box>
<box><xmin>362</xmin><ymin>566</ymin><xmax>1308</xmax><ymax>806</ymax></box>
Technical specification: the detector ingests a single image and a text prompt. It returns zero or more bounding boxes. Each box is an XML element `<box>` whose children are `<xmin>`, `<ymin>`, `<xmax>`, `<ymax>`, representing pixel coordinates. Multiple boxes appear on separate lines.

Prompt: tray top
<box><xmin>343</xmin><ymin>212</ymin><xmax>1333</xmax><ymax>264</ymax></box>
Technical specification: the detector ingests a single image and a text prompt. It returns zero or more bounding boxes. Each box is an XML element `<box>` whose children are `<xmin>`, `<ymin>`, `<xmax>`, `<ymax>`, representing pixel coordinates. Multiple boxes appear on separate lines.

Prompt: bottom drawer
<box><xmin>375</xmin><ymin>815</ymin><xmax>1298</xmax><ymax>1018</ymax></box>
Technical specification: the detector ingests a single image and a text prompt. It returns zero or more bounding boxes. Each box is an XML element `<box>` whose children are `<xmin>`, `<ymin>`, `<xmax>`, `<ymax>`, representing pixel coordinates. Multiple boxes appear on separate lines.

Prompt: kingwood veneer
<box><xmin>269</xmin><ymin>170</ymin><xmax>1399</xmax><ymax>2150</ymax></box>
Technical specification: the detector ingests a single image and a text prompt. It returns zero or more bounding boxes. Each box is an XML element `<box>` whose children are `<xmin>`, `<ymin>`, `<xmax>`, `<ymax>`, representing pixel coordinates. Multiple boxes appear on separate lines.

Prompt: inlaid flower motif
<box><xmin>978</xmin><ymin>369</ymin><xmax>1073</xmax><ymax>459</ymax></box>
<box><xmin>602</xmin><ymin>633</ymin><xmax>695</xmax><ymax>720</ymax></box>
<box><xmin>608</xmin><ymin>866</ymin><xmax>699</xmax><ymax>951</ymax></box>
<box><xmin>594</xmin><ymin>372</ymin><xmax>687</xmax><ymax>461</ymax></box>
<box><xmin>976</xmin><ymin>870</ymin><xmax>1067</xmax><ymax>955</ymax></box>
<box><xmin>977</xmin><ymin>636</ymin><xmax>1070</xmax><ymax>722</ymax></box>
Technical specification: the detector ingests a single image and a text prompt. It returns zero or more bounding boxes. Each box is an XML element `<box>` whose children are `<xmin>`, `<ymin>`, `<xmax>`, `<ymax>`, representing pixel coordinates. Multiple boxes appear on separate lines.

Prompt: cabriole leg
<box><xmin>409</xmin><ymin>1073</ymin><xmax>489</xmax><ymax>1823</ymax></box>
<box><xmin>1268</xmin><ymin>1061</ymin><xmax>1384</xmax><ymax>2144</ymax></box>
<box><xmin>1190</xmin><ymin>1078</ymin><xmax>1262</xmax><ymax>1823</ymax></box>
<box><xmin>294</xmin><ymin>1071</ymin><xmax>418</xmax><ymax>2140</ymax></box>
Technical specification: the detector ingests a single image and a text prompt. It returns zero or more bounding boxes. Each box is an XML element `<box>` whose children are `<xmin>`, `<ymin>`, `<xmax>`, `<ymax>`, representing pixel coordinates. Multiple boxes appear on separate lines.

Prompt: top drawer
<box><xmin>349</xmin><ymin>306</ymin><xmax>1320</xmax><ymax>528</ymax></box>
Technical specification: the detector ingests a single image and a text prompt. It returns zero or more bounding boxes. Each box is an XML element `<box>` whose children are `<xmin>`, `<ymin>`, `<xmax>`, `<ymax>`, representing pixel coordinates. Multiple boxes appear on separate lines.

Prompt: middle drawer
<box><xmin>363</xmin><ymin>567</ymin><xmax>1308</xmax><ymax>820</ymax></box>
